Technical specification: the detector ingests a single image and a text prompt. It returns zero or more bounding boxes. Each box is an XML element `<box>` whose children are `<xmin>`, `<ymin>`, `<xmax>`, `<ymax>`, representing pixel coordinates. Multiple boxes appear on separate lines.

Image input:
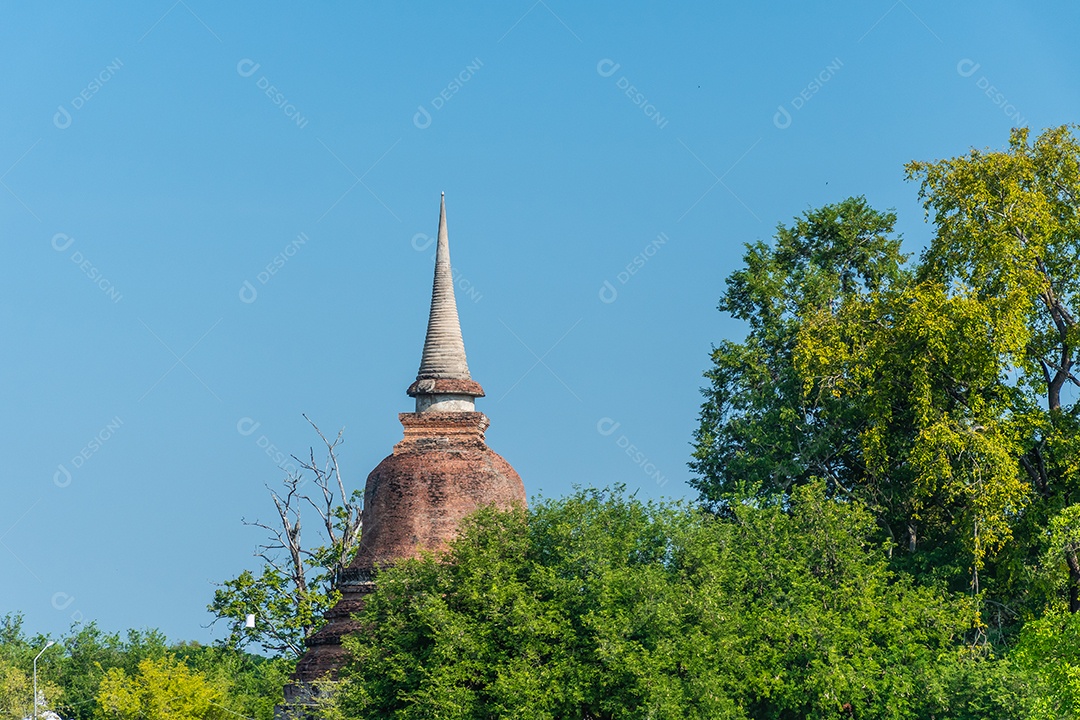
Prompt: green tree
<box><xmin>0</xmin><ymin>614</ymin><xmax>61</xmax><ymax>720</ymax></box>
<box><xmin>689</xmin><ymin>197</ymin><xmax>916</xmax><ymax>531</ymax></box>
<box><xmin>94</xmin><ymin>655</ymin><xmax>228</xmax><ymax>720</ymax></box>
<box><xmin>794</xmin><ymin>256</ymin><xmax>1034</xmax><ymax>590</ymax></box>
<box><xmin>907</xmin><ymin>125</ymin><xmax>1080</xmax><ymax>610</ymax></box>
<box><xmin>177</xmin><ymin>644</ymin><xmax>293</xmax><ymax>720</ymax></box>
<box><xmin>51</xmin><ymin>624</ymin><xmax>170</xmax><ymax>720</ymax></box>
<box><xmin>331</xmin><ymin>487</ymin><xmax>997</xmax><ymax>719</ymax></box>
<box><xmin>0</xmin><ymin>657</ymin><xmax>61</xmax><ymax>720</ymax></box>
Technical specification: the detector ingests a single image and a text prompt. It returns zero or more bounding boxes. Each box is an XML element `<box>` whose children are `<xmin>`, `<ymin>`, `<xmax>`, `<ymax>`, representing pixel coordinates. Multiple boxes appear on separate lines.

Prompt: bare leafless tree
<box><xmin>246</xmin><ymin>415</ymin><xmax>362</xmax><ymax>594</ymax></box>
<box><xmin>211</xmin><ymin>415</ymin><xmax>362</xmax><ymax>656</ymax></box>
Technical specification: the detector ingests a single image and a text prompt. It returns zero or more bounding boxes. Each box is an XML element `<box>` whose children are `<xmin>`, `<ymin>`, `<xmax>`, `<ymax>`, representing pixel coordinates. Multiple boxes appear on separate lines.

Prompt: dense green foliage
<box><xmin>331</xmin><ymin>486</ymin><xmax>1043</xmax><ymax>719</ymax></box>
<box><xmin>95</xmin><ymin>656</ymin><xmax>228</xmax><ymax>720</ymax></box>
<box><xmin>0</xmin><ymin>615</ymin><xmax>291</xmax><ymax>720</ymax></box>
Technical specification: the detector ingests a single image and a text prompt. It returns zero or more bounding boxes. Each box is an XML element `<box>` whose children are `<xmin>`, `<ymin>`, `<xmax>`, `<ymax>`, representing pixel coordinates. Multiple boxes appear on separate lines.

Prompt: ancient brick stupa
<box><xmin>281</xmin><ymin>194</ymin><xmax>526</xmax><ymax>709</ymax></box>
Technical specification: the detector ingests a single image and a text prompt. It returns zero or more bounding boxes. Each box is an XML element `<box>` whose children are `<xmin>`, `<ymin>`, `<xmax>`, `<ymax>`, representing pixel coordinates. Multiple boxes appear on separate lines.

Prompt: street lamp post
<box><xmin>33</xmin><ymin>640</ymin><xmax>55</xmax><ymax>720</ymax></box>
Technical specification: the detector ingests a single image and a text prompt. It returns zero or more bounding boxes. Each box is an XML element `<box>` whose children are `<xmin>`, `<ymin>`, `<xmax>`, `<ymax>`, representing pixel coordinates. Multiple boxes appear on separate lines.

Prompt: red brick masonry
<box><xmin>288</xmin><ymin>411</ymin><xmax>525</xmax><ymax>685</ymax></box>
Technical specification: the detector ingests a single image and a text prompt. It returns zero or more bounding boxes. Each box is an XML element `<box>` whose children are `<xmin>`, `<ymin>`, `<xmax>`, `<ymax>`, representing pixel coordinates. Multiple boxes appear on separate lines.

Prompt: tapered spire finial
<box><xmin>407</xmin><ymin>194</ymin><xmax>485</xmax><ymax>412</ymax></box>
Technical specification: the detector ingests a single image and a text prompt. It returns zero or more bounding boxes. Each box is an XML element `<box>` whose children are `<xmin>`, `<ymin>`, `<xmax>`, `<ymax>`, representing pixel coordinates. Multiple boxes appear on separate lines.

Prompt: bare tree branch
<box><xmin>214</xmin><ymin>416</ymin><xmax>364</xmax><ymax>656</ymax></box>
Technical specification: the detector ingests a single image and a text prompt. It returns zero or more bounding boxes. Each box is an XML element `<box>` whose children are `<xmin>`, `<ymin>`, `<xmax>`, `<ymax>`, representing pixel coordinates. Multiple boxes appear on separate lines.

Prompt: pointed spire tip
<box><xmin>408</xmin><ymin>193</ymin><xmax>484</xmax><ymax>407</ymax></box>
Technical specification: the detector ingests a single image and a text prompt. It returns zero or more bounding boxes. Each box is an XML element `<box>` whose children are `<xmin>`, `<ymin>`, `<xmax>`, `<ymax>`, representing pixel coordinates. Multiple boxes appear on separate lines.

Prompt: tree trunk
<box><xmin>1067</xmin><ymin>550</ymin><xmax>1080</xmax><ymax>614</ymax></box>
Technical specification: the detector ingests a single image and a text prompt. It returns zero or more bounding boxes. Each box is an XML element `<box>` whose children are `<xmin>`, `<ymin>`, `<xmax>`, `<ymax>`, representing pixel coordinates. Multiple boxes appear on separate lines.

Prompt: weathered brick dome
<box><xmin>288</xmin><ymin>412</ymin><xmax>524</xmax><ymax>685</ymax></box>
<box><xmin>357</xmin><ymin>412</ymin><xmax>524</xmax><ymax>568</ymax></box>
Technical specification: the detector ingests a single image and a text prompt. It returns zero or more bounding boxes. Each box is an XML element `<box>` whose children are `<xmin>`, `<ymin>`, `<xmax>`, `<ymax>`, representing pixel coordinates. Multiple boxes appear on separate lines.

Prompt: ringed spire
<box><xmin>407</xmin><ymin>193</ymin><xmax>485</xmax><ymax>412</ymax></box>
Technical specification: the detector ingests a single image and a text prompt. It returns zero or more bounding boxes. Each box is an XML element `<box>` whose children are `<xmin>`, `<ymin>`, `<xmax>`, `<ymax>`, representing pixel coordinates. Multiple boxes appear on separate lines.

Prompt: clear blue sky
<box><xmin>2</xmin><ymin>1</ymin><xmax>1077</xmax><ymax>644</ymax></box>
